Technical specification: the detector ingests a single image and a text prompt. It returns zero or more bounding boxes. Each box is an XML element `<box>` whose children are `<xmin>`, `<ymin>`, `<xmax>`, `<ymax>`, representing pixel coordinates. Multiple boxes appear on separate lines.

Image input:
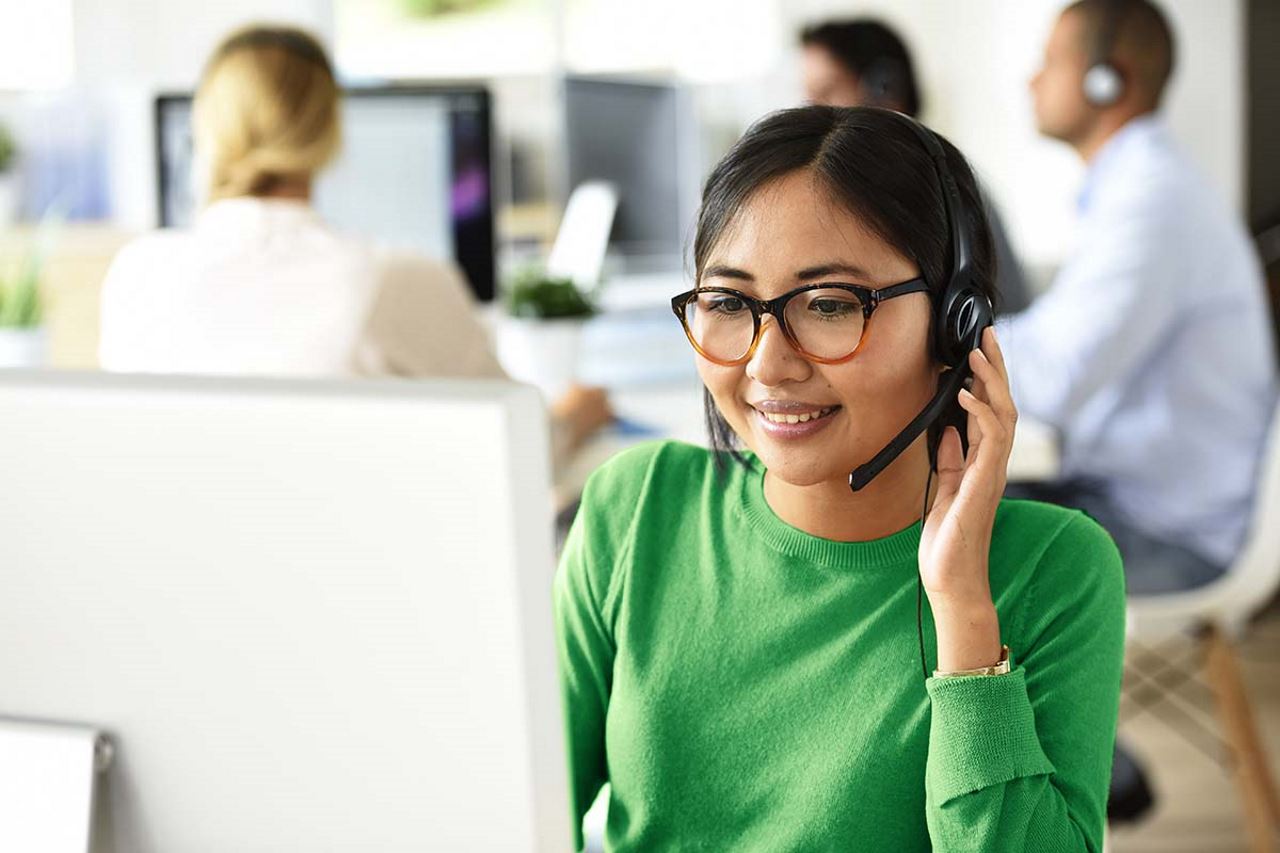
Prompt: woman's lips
<box><xmin>750</xmin><ymin>403</ymin><xmax>842</xmax><ymax>439</ymax></box>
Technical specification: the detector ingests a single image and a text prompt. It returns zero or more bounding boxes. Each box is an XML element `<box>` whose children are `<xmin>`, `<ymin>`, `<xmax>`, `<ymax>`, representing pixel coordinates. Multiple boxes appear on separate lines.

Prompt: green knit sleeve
<box><xmin>553</xmin><ymin>443</ymin><xmax>662</xmax><ymax>850</ymax></box>
<box><xmin>924</xmin><ymin>512</ymin><xmax>1126</xmax><ymax>853</ymax></box>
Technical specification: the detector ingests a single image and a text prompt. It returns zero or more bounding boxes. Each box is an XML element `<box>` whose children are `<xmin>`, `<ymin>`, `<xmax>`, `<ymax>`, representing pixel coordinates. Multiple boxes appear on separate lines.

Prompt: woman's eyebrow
<box><xmin>796</xmin><ymin>262</ymin><xmax>871</xmax><ymax>280</ymax></box>
<box><xmin>703</xmin><ymin>262</ymin><xmax>873</xmax><ymax>281</ymax></box>
<box><xmin>702</xmin><ymin>265</ymin><xmax>754</xmax><ymax>281</ymax></box>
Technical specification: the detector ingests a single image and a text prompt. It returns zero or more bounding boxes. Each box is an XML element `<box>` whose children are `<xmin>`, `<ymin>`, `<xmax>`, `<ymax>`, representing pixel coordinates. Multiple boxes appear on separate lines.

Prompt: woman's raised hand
<box><xmin>917</xmin><ymin>326</ymin><xmax>1018</xmax><ymax>672</ymax></box>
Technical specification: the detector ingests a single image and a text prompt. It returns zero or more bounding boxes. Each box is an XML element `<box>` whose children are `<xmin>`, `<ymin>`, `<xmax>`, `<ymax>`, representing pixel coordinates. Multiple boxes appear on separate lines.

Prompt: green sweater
<box><xmin>554</xmin><ymin>441</ymin><xmax>1125</xmax><ymax>852</ymax></box>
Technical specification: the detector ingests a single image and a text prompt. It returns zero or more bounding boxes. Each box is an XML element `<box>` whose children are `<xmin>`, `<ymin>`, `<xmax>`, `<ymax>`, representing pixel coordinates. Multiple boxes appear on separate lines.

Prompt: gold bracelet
<box><xmin>933</xmin><ymin>645</ymin><xmax>1012</xmax><ymax>678</ymax></box>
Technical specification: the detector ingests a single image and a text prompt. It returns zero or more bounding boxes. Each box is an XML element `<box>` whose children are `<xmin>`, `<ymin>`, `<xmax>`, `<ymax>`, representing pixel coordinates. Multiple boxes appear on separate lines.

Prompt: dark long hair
<box><xmin>692</xmin><ymin>106</ymin><xmax>998</xmax><ymax>467</ymax></box>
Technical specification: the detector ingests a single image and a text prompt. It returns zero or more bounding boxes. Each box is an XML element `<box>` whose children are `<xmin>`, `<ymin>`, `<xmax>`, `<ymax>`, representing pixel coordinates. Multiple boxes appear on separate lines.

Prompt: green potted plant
<box><xmin>0</xmin><ymin>122</ymin><xmax>18</xmax><ymax>226</ymax></box>
<box><xmin>0</xmin><ymin>248</ymin><xmax>46</xmax><ymax>368</ymax></box>
<box><xmin>495</xmin><ymin>266</ymin><xmax>596</xmax><ymax>398</ymax></box>
<box><xmin>398</xmin><ymin>0</ymin><xmax>500</xmax><ymax>18</ymax></box>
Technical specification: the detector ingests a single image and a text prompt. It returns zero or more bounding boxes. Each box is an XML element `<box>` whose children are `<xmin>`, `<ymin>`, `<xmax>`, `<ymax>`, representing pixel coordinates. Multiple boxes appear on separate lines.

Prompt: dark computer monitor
<box><xmin>155</xmin><ymin>86</ymin><xmax>497</xmax><ymax>302</ymax></box>
<box><xmin>562</xmin><ymin>76</ymin><xmax>699</xmax><ymax>268</ymax></box>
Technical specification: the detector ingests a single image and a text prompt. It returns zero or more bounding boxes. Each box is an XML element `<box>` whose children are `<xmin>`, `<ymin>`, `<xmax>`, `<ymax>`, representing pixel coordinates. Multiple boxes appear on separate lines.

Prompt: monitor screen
<box><xmin>563</xmin><ymin>76</ymin><xmax>695</xmax><ymax>267</ymax></box>
<box><xmin>155</xmin><ymin>86</ymin><xmax>496</xmax><ymax>301</ymax></box>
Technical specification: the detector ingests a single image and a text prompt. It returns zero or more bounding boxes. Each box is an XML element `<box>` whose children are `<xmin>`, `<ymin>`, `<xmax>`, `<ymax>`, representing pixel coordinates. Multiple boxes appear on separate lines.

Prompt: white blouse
<box><xmin>99</xmin><ymin>197</ymin><xmax>504</xmax><ymax>381</ymax></box>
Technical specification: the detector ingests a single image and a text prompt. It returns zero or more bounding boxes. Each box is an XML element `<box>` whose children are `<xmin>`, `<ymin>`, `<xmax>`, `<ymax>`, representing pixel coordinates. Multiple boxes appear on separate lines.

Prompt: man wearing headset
<box><xmin>1005</xmin><ymin>0</ymin><xmax>1275</xmax><ymax>594</ymax></box>
<box><xmin>1001</xmin><ymin>0</ymin><xmax>1277</xmax><ymax>823</ymax></box>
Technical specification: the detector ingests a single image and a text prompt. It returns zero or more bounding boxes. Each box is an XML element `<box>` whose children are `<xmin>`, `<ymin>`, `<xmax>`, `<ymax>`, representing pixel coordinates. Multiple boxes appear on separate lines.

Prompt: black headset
<box><xmin>848</xmin><ymin>113</ymin><xmax>993</xmax><ymax>493</ymax></box>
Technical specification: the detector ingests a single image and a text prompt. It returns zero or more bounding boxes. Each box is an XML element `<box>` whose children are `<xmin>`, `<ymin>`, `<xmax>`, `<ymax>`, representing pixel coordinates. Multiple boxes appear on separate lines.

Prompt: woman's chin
<box><xmin>753</xmin><ymin>450</ymin><xmax>851</xmax><ymax>489</ymax></box>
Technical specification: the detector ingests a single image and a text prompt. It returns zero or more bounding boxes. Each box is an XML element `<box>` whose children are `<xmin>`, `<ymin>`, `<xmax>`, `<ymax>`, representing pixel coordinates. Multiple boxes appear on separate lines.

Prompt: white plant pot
<box><xmin>495</xmin><ymin>316</ymin><xmax>585</xmax><ymax>401</ymax></box>
<box><xmin>0</xmin><ymin>327</ymin><xmax>48</xmax><ymax>369</ymax></box>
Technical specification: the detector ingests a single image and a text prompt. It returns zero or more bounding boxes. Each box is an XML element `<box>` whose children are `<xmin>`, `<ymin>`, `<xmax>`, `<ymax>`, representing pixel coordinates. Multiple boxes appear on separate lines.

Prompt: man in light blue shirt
<box><xmin>1003</xmin><ymin>0</ymin><xmax>1277</xmax><ymax>596</ymax></box>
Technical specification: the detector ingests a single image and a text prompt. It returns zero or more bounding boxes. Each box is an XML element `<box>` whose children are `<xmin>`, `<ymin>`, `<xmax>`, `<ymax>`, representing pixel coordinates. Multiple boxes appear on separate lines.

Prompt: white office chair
<box><xmin>1124</xmin><ymin>399</ymin><xmax>1280</xmax><ymax>853</ymax></box>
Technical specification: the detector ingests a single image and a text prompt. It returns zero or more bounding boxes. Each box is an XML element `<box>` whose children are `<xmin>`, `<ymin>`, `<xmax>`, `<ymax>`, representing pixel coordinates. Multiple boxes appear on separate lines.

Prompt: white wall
<box><xmin>73</xmin><ymin>0</ymin><xmax>333</xmax><ymax>90</ymax></box>
<box><xmin>0</xmin><ymin>0</ymin><xmax>74</xmax><ymax>90</ymax></box>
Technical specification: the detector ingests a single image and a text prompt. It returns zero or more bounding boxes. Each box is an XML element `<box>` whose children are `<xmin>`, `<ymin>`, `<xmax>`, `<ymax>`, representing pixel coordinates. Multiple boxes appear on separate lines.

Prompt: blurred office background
<box><xmin>1</xmin><ymin>1</ymin><xmax>1277</xmax><ymax>366</ymax></box>
<box><xmin>0</xmin><ymin>1</ymin><xmax>1278</xmax><ymax>850</ymax></box>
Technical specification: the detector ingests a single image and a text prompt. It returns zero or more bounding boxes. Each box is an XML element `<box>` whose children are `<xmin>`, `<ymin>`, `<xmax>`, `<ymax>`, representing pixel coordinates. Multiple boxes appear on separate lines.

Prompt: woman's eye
<box><xmin>706</xmin><ymin>296</ymin><xmax>747</xmax><ymax>314</ymax></box>
<box><xmin>808</xmin><ymin>298</ymin><xmax>859</xmax><ymax>317</ymax></box>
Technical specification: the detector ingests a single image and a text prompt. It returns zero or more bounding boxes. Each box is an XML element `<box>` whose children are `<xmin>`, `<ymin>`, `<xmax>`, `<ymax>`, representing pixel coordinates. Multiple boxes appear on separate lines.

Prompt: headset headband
<box><xmin>894</xmin><ymin>116</ymin><xmax>972</xmax><ymax>294</ymax></box>
<box><xmin>1090</xmin><ymin>0</ymin><xmax>1128</xmax><ymax>70</ymax></box>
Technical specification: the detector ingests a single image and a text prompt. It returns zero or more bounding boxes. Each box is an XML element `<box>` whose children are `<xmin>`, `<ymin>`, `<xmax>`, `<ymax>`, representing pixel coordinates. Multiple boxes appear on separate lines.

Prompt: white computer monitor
<box><xmin>0</xmin><ymin>371</ymin><xmax>571</xmax><ymax>851</ymax></box>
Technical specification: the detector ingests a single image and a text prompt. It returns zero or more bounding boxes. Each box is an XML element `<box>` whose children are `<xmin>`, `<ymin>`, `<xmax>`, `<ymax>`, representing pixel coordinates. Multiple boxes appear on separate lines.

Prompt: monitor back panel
<box><xmin>0</xmin><ymin>372</ymin><xmax>569</xmax><ymax>851</ymax></box>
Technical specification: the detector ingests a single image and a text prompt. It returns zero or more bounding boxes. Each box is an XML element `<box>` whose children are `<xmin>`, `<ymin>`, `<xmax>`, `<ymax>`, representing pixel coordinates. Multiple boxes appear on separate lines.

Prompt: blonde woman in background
<box><xmin>99</xmin><ymin>25</ymin><xmax>610</xmax><ymax>454</ymax></box>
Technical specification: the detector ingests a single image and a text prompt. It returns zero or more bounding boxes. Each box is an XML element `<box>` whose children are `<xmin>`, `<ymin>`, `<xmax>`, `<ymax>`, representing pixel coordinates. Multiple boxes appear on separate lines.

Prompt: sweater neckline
<box><xmin>735</xmin><ymin>454</ymin><xmax>922</xmax><ymax>570</ymax></box>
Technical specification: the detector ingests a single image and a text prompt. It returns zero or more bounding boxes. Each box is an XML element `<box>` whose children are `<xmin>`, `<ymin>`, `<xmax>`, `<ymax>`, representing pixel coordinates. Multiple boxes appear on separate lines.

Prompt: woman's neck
<box><xmin>259</xmin><ymin>176</ymin><xmax>313</xmax><ymax>202</ymax></box>
<box><xmin>762</xmin><ymin>439</ymin><xmax>934</xmax><ymax>542</ymax></box>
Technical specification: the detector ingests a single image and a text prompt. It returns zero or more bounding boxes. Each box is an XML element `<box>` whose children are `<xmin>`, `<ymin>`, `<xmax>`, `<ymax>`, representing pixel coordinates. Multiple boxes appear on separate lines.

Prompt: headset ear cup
<box><xmin>954</xmin><ymin>295</ymin><xmax>977</xmax><ymax>353</ymax></box>
<box><xmin>937</xmin><ymin>286</ymin><xmax>993</xmax><ymax>365</ymax></box>
<box><xmin>937</xmin><ymin>284</ymin><xmax>970</xmax><ymax>366</ymax></box>
<box><xmin>949</xmin><ymin>292</ymin><xmax>976</xmax><ymax>364</ymax></box>
<box><xmin>958</xmin><ymin>291</ymin><xmax>993</xmax><ymax>352</ymax></box>
<box><xmin>1083</xmin><ymin>63</ymin><xmax>1124</xmax><ymax>107</ymax></box>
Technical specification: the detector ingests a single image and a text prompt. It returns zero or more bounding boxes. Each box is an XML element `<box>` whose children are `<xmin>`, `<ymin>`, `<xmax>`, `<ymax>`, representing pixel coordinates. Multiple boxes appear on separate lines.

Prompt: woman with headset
<box><xmin>555</xmin><ymin>106</ymin><xmax>1124</xmax><ymax>850</ymax></box>
<box><xmin>99</xmin><ymin>26</ymin><xmax>610</xmax><ymax>456</ymax></box>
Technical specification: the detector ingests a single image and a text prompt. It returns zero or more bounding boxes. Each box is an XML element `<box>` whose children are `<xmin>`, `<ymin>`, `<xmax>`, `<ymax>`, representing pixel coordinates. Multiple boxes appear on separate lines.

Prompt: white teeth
<box><xmin>760</xmin><ymin>407</ymin><xmax>833</xmax><ymax>424</ymax></box>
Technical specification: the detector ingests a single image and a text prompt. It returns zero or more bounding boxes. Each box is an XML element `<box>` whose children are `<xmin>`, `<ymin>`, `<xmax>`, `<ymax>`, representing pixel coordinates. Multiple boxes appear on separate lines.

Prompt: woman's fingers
<box><xmin>945</xmin><ymin>331</ymin><xmax>1017</xmax><ymax>491</ymax></box>
<box><xmin>968</xmin><ymin>344</ymin><xmax>1018</xmax><ymax>431</ymax></box>
<box><xmin>965</xmin><ymin>388</ymin><xmax>985</xmax><ymax>450</ymax></box>
<box><xmin>982</xmin><ymin>325</ymin><xmax>1010</xmax><ymax>385</ymax></box>
<box><xmin>958</xmin><ymin>386</ymin><xmax>1008</xmax><ymax>446</ymax></box>
<box><xmin>968</xmin><ymin>364</ymin><xmax>989</xmax><ymax>404</ymax></box>
<box><xmin>958</xmin><ymin>386</ymin><xmax>1012</xmax><ymax>490</ymax></box>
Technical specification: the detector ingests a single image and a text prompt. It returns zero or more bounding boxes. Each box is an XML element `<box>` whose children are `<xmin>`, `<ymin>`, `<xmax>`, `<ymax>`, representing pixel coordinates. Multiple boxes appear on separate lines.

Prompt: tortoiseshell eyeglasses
<box><xmin>670</xmin><ymin>278</ymin><xmax>928</xmax><ymax>366</ymax></box>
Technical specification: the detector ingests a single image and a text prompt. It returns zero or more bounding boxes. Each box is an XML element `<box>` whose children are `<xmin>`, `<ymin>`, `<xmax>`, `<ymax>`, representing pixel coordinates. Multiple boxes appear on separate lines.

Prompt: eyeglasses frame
<box><xmin>670</xmin><ymin>277</ymin><xmax>929</xmax><ymax>366</ymax></box>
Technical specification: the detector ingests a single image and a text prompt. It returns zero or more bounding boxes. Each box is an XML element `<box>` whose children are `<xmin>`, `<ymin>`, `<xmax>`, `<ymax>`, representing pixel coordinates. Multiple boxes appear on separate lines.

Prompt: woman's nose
<box><xmin>744</xmin><ymin>315</ymin><xmax>810</xmax><ymax>387</ymax></box>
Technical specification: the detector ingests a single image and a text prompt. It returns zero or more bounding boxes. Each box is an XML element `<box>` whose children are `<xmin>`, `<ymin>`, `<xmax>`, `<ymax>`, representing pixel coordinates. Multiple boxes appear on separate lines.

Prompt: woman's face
<box><xmin>696</xmin><ymin>169</ymin><xmax>938</xmax><ymax>488</ymax></box>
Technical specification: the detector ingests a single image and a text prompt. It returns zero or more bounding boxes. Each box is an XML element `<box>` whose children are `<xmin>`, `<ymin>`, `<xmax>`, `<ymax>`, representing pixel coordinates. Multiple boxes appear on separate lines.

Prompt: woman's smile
<box><xmin>749</xmin><ymin>399</ymin><xmax>843</xmax><ymax>439</ymax></box>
